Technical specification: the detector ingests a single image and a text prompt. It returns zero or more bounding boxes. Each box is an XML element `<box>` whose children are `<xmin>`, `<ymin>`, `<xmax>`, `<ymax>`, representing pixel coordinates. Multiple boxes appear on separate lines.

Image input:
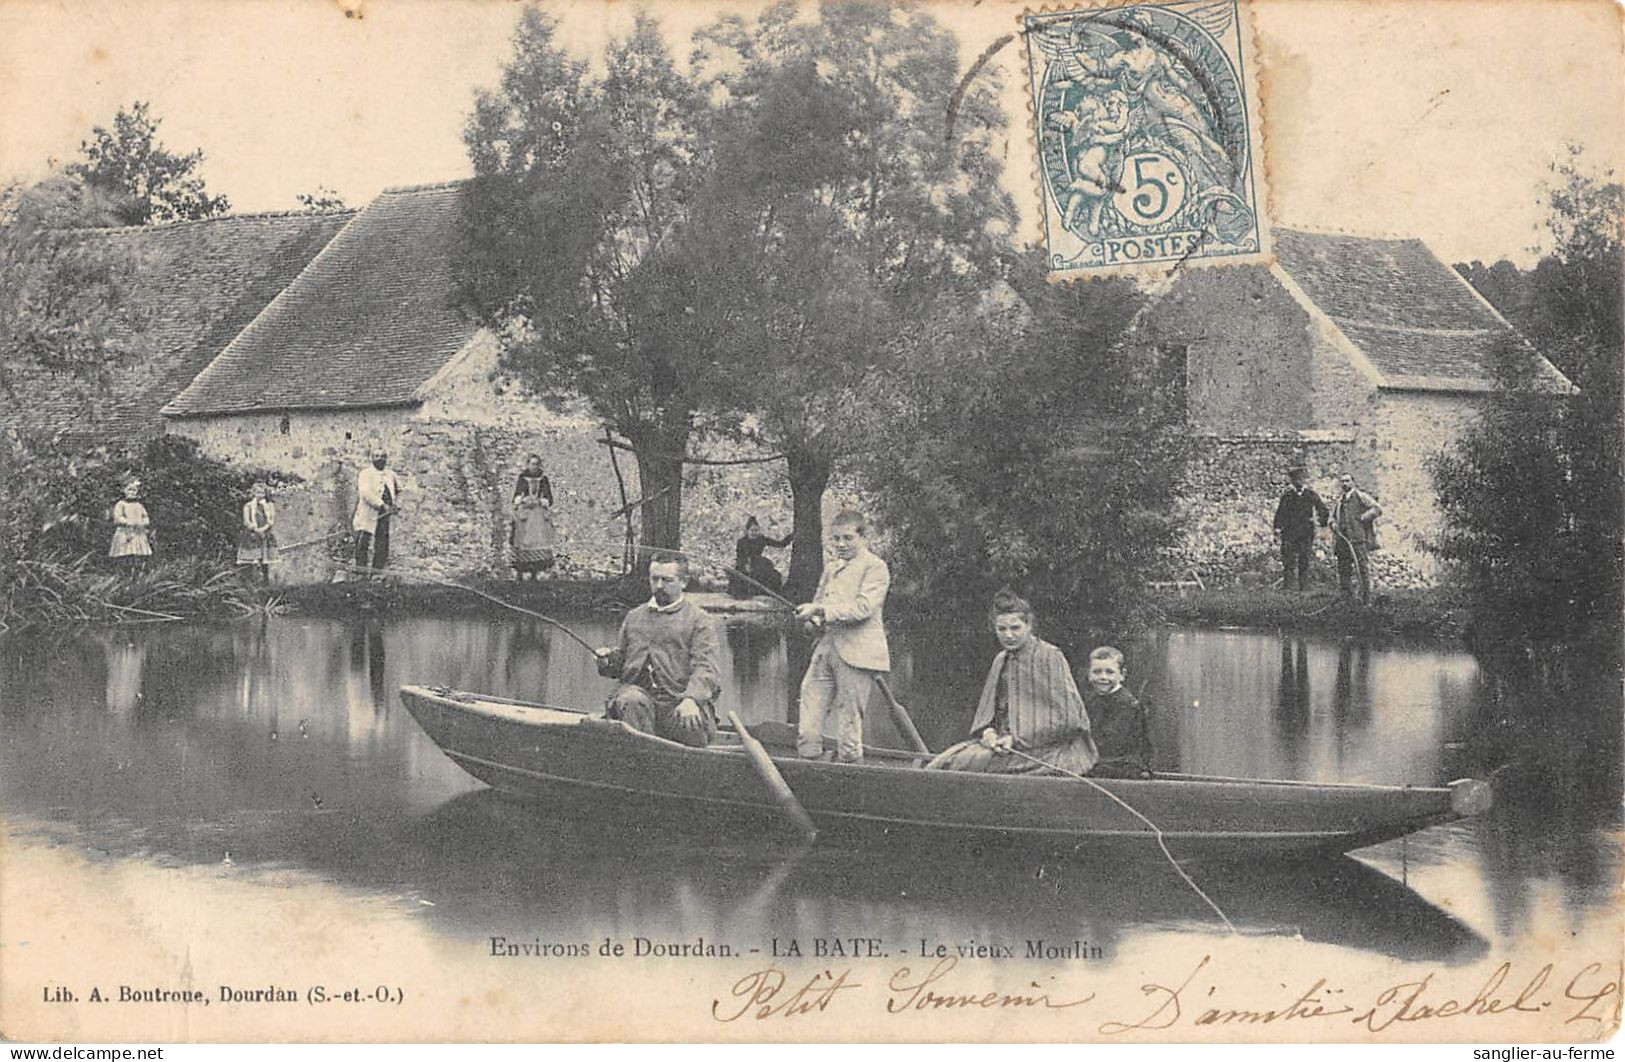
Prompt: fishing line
<box><xmin>1003</xmin><ymin>747</ymin><xmax>1239</xmax><ymax>935</ymax></box>
<box><xmin>606</xmin><ymin>539</ymin><xmax>800</xmax><ymax>611</ymax></box>
<box><xmin>338</xmin><ymin>563</ymin><xmax>602</xmax><ymax>657</ymax></box>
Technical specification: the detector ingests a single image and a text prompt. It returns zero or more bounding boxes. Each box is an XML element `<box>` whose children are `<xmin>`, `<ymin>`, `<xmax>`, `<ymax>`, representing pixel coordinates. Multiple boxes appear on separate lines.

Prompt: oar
<box><xmin>728</xmin><ymin>710</ymin><xmax>817</xmax><ymax>842</ymax></box>
<box><xmin>875</xmin><ymin>676</ymin><xmax>931</xmax><ymax>756</ymax></box>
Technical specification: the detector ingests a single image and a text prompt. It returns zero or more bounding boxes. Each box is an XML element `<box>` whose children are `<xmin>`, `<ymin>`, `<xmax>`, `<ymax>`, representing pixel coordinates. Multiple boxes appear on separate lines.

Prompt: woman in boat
<box><xmin>510</xmin><ymin>454</ymin><xmax>556</xmax><ymax>580</ymax></box>
<box><xmin>730</xmin><ymin>516</ymin><xmax>791</xmax><ymax>597</ymax></box>
<box><xmin>927</xmin><ymin>591</ymin><xmax>1100</xmax><ymax>776</ymax></box>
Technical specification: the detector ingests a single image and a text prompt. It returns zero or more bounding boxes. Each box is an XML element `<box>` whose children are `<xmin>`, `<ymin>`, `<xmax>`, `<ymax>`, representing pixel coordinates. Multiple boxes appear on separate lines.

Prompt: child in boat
<box><xmin>926</xmin><ymin>591</ymin><xmax>1099</xmax><ymax>776</ymax></box>
<box><xmin>1083</xmin><ymin>646</ymin><xmax>1153</xmax><ymax>778</ymax></box>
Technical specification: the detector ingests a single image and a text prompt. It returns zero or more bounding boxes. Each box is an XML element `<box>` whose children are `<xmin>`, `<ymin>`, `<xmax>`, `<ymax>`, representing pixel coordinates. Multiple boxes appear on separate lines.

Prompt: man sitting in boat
<box><xmin>927</xmin><ymin>591</ymin><xmax>1100</xmax><ymax>776</ymax></box>
<box><xmin>595</xmin><ymin>552</ymin><xmax>724</xmax><ymax>748</ymax></box>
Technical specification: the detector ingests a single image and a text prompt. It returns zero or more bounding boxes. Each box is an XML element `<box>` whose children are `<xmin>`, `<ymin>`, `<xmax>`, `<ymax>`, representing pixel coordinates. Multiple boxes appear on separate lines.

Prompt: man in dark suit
<box><xmin>1272</xmin><ymin>465</ymin><xmax>1329</xmax><ymax>591</ymax></box>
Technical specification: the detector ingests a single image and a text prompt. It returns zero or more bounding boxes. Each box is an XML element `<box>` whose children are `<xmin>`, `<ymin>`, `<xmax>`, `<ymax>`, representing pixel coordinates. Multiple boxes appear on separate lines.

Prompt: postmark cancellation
<box><xmin>1024</xmin><ymin>0</ymin><xmax>1269</xmax><ymax>278</ymax></box>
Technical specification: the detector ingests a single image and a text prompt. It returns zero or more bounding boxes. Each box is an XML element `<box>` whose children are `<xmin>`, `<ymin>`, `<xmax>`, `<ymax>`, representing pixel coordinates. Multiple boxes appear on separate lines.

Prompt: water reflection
<box><xmin>0</xmin><ymin>616</ymin><xmax>1616</xmax><ymax>965</ymax></box>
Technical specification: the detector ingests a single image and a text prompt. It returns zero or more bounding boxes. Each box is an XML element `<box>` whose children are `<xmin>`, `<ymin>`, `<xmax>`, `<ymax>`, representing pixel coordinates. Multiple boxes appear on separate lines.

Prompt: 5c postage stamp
<box><xmin>1024</xmin><ymin>0</ymin><xmax>1268</xmax><ymax>278</ymax></box>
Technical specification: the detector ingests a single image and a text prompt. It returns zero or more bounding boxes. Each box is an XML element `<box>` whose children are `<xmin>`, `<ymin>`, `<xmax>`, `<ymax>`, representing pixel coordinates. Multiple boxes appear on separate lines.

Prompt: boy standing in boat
<box><xmin>596</xmin><ymin>552</ymin><xmax>723</xmax><ymax>748</ymax></box>
<box><xmin>793</xmin><ymin>510</ymin><xmax>891</xmax><ymax>763</ymax></box>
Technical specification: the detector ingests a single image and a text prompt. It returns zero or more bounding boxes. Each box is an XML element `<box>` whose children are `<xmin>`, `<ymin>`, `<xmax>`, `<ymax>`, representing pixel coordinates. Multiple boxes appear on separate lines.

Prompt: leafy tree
<box><xmin>0</xmin><ymin>174</ymin><xmax>145</xmax><ymax>435</ymax></box>
<box><xmin>68</xmin><ymin>102</ymin><xmax>230</xmax><ymax>226</ymax></box>
<box><xmin>1435</xmin><ymin>151</ymin><xmax>1623</xmax><ymax>688</ymax></box>
<box><xmin>864</xmin><ymin>252</ymin><xmax>1181</xmax><ymax>622</ymax></box>
<box><xmin>459</xmin><ymin>10</ymin><xmax>709</xmax><ymax>563</ymax></box>
<box><xmin>295</xmin><ymin>187</ymin><xmax>348</xmax><ymax>213</ymax></box>
<box><xmin>680</xmin><ymin>2</ymin><xmax>1019</xmax><ymax>594</ymax></box>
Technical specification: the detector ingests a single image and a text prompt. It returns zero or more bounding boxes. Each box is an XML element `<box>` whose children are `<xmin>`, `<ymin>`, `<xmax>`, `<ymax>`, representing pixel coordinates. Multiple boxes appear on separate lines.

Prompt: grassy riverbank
<box><xmin>1149</xmin><ymin>585</ymin><xmax>1469</xmax><ymax>642</ymax></box>
<box><xmin>2</xmin><ymin>564</ymin><xmax>1471</xmax><ymax>644</ymax></box>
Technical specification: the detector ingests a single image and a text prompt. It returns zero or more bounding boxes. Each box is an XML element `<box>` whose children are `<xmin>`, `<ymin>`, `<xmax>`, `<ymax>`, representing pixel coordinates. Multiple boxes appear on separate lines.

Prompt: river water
<box><xmin>1</xmin><ymin>612</ymin><xmax>1619</xmax><ymax>1041</ymax></box>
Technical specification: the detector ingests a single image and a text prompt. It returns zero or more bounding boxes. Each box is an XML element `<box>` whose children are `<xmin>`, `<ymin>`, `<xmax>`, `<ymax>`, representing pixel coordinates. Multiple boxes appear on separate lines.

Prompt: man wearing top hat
<box><xmin>1272</xmin><ymin>465</ymin><xmax>1329</xmax><ymax>592</ymax></box>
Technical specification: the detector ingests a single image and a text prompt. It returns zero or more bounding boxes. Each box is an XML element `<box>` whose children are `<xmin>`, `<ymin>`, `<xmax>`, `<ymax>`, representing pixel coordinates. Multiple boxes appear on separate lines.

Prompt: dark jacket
<box><xmin>1086</xmin><ymin>686</ymin><xmax>1151</xmax><ymax>773</ymax></box>
<box><xmin>1273</xmin><ymin>485</ymin><xmax>1329</xmax><ymax>538</ymax></box>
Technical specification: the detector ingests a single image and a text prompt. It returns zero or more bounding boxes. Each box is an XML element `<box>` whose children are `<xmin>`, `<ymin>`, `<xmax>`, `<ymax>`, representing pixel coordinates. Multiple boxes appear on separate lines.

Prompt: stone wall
<box><xmin>167</xmin><ymin>332</ymin><xmax>795</xmax><ymax>583</ymax></box>
<box><xmin>1162</xmin><ymin>431</ymin><xmax>1357</xmax><ymax>583</ymax></box>
<box><xmin>1362</xmin><ymin>389</ymin><xmax>1481</xmax><ymax>583</ymax></box>
<box><xmin>1126</xmin><ymin>265</ymin><xmax>1318</xmax><ymax>433</ymax></box>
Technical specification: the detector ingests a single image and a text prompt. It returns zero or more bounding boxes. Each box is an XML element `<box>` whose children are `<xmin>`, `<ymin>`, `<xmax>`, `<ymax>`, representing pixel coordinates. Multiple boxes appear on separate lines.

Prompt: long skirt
<box><xmin>236</xmin><ymin>528</ymin><xmax>278</xmax><ymax>566</ymax></box>
<box><xmin>926</xmin><ymin>731</ymin><xmax>1098</xmax><ymax>776</ymax></box>
<box><xmin>511</xmin><ymin>505</ymin><xmax>557</xmax><ymax>570</ymax></box>
<box><xmin>109</xmin><ymin>527</ymin><xmax>152</xmax><ymax>558</ymax></box>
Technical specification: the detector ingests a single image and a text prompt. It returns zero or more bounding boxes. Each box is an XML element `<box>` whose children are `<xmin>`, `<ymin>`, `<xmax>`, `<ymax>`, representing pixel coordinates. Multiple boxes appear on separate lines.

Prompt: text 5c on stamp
<box><xmin>1024</xmin><ymin>0</ymin><xmax>1268</xmax><ymax>278</ymax></box>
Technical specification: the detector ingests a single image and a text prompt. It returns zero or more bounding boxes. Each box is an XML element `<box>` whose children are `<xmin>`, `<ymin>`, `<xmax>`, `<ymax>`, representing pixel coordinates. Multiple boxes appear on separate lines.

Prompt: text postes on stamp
<box><xmin>1024</xmin><ymin>0</ymin><xmax>1268</xmax><ymax>278</ymax></box>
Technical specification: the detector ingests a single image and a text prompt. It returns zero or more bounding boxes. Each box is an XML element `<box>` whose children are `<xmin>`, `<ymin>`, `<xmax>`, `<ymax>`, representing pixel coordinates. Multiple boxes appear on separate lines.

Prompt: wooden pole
<box><xmin>875</xmin><ymin>676</ymin><xmax>931</xmax><ymax>756</ymax></box>
<box><xmin>728</xmin><ymin>711</ymin><xmax>817</xmax><ymax>842</ymax></box>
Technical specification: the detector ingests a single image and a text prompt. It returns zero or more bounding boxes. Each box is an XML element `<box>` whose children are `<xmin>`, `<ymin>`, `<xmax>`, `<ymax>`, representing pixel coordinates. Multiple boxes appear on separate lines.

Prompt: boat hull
<box><xmin>399</xmin><ymin>685</ymin><xmax>1488</xmax><ymax>860</ymax></box>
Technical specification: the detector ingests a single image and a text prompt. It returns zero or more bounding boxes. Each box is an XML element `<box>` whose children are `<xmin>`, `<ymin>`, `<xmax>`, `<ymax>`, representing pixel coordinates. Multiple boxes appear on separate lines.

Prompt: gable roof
<box><xmin>1272</xmin><ymin>227</ymin><xmax>1571</xmax><ymax>392</ymax></box>
<box><xmin>4</xmin><ymin>210</ymin><xmax>352</xmax><ymax>441</ymax></box>
<box><xmin>163</xmin><ymin>182</ymin><xmax>480</xmax><ymax>418</ymax></box>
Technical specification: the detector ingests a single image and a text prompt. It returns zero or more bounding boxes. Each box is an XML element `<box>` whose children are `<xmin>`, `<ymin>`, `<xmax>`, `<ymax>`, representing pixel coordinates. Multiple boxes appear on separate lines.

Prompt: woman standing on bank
<box><xmin>236</xmin><ymin>481</ymin><xmax>278</xmax><ymax>584</ymax></box>
<box><xmin>109</xmin><ymin>478</ymin><xmax>153</xmax><ymax>571</ymax></box>
<box><xmin>511</xmin><ymin>454</ymin><xmax>556</xmax><ymax>580</ymax></box>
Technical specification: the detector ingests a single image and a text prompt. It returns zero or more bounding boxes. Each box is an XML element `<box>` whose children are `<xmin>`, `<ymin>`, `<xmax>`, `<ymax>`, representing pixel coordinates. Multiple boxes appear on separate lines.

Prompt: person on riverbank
<box><xmin>926</xmin><ymin>591</ymin><xmax>1099</xmax><ymax>776</ymax></box>
<box><xmin>595</xmin><ymin>552</ymin><xmax>723</xmax><ymax>748</ymax></box>
<box><xmin>1082</xmin><ymin>646</ymin><xmax>1153</xmax><ymax>778</ymax></box>
<box><xmin>794</xmin><ymin>510</ymin><xmax>890</xmax><ymax>763</ymax></box>
<box><xmin>1272</xmin><ymin>465</ymin><xmax>1329</xmax><ymax>592</ymax></box>
<box><xmin>236</xmin><ymin>481</ymin><xmax>278</xmax><ymax>584</ymax></box>
<box><xmin>1329</xmin><ymin>472</ymin><xmax>1383</xmax><ymax>604</ymax></box>
<box><xmin>353</xmin><ymin>449</ymin><xmax>401</xmax><ymax>574</ymax></box>
<box><xmin>510</xmin><ymin>454</ymin><xmax>556</xmax><ymax>581</ymax></box>
<box><xmin>108</xmin><ymin>478</ymin><xmax>152</xmax><ymax>571</ymax></box>
<box><xmin>730</xmin><ymin>516</ymin><xmax>791</xmax><ymax>597</ymax></box>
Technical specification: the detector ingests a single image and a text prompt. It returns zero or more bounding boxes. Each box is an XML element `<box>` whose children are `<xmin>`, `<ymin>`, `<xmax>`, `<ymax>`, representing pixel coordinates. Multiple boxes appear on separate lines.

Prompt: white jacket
<box><xmin>353</xmin><ymin>466</ymin><xmax>402</xmax><ymax>533</ymax></box>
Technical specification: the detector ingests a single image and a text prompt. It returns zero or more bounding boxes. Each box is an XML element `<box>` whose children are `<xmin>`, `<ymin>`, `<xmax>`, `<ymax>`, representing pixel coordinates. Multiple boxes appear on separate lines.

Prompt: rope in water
<box><xmin>1003</xmin><ymin>747</ymin><xmax>1238</xmax><ymax>935</ymax></box>
<box><xmin>338</xmin><ymin>563</ymin><xmax>602</xmax><ymax>656</ymax></box>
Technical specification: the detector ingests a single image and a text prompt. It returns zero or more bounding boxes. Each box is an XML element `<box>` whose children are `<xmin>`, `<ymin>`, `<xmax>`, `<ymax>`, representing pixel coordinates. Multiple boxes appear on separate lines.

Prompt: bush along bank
<box><xmin>0</xmin><ymin>435</ymin><xmax>295</xmax><ymax>631</ymax></box>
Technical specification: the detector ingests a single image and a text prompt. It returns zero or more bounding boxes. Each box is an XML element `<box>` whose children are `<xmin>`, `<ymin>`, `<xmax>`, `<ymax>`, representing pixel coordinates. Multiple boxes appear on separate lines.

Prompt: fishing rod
<box><xmin>276</xmin><ymin>529</ymin><xmax>350</xmax><ymax>553</ymax></box>
<box><xmin>338</xmin><ymin>562</ymin><xmax>603</xmax><ymax>657</ymax></box>
<box><xmin>610</xmin><ymin>539</ymin><xmax>800</xmax><ymax>612</ymax></box>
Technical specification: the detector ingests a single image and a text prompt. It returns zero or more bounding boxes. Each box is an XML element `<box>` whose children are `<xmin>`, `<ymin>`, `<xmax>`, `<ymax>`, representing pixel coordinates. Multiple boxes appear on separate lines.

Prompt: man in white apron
<box><xmin>354</xmin><ymin>448</ymin><xmax>402</xmax><ymax>572</ymax></box>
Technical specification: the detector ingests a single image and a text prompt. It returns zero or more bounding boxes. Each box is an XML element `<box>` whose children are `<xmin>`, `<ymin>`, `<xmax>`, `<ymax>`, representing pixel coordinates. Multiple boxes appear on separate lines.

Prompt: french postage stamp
<box><xmin>1024</xmin><ymin>0</ymin><xmax>1268</xmax><ymax>277</ymax></box>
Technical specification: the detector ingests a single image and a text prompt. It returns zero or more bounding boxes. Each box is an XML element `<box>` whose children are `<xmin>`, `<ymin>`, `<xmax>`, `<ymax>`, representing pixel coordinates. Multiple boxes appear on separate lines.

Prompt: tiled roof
<box><xmin>163</xmin><ymin>183</ymin><xmax>480</xmax><ymax>417</ymax></box>
<box><xmin>1274</xmin><ymin>227</ymin><xmax>1568</xmax><ymax>391</ymax></box>
<box><xmin>5</xmin><ymin>210</ymin><xmax>352</xmax><ymax>440</ymax></box>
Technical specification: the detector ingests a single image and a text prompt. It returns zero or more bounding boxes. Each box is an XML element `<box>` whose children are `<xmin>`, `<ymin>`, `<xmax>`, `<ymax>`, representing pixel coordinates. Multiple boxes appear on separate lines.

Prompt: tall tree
<box><xmin>459</xmin><ymin>10</ymin><xmax>711</xmax><ymax>563</ymax></box>
<box><xmin>864</xmin><ymin>252</ymin><xmax>1179</xmax><ymax>622</ymax></box>
<box><xmin>68</xmin><ymin>102</ymin><xmax>230</xmax><ymax>226</ymax></box>
<box><xmin>0</xmin><ymin>175</ymin><xmax>144</xmax><ymax>434</ymax></box>
<box><xmin>686</xmin><ymin>2</ymin><xmax>1019</xmax><ymax>594</ymax></box>
<box><xmin>1434</xmin><ymin>151</ymin><xmax>1623</xmax><ymax>687</ymax></box>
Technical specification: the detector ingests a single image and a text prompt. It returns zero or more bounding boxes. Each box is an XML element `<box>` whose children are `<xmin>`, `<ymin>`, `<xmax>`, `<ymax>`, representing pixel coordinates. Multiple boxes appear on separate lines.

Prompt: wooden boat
<box><xmin>398</xmin><ymin>685</ymin><xmax>1493</xmax><ymax>860</ymax></box>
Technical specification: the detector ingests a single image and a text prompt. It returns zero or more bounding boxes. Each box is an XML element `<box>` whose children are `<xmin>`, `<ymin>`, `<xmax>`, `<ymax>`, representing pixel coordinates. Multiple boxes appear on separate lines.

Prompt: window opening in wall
<box><xmin>1156</xmin><ymin>342</ymin><xmax>1189</xmax><ymax>422</ymax></box>
<box><xmin>344</xmin><ymin>431</ymin><xmax>352</xmax><ymax>441</ymax></box>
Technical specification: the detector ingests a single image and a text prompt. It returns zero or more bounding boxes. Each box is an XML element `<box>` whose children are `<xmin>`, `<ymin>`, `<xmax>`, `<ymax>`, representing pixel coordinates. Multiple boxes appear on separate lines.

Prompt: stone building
<box><xmin>2</xmin><ymin>209</ymin><xmax>352</xmax><ymax>444</ymax></box>
<box><xmin>162</xmin><ymin>182</ymin><xmax>789</xmax><ymax>582</ymax></box>
<box><xmin>1126</xmin><ymin>226</ymin><xmax>1570</xmax><ymax>585</ymax></box>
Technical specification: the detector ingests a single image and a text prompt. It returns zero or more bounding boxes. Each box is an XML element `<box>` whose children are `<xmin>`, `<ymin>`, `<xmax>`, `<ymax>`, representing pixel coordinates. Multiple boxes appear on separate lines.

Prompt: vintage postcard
<box><xmin>0</xmin><ymin>0</ymin><xmax>1621</xmax><ymax>1050</ymax></box>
